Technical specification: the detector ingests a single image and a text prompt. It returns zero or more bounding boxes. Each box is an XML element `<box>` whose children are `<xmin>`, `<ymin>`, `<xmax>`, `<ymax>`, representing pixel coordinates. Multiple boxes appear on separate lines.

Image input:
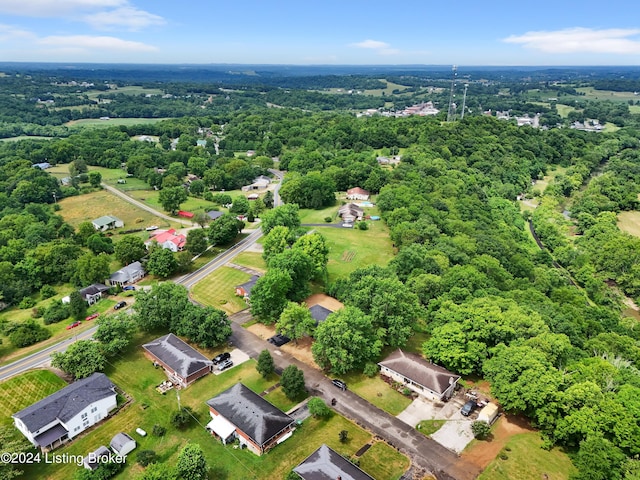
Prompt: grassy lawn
<box><xmin>0</xmin><ymin>370</ymin><xmax>67</xmax><ymax>426</ymax></box>
<box><xmin>532</xmin><ymin>165</ymin><xmax>567</xmax><ymax>195</ymax></box>
<box><xmin>56</xmin><ymin>190</ymin><xmax>175</xmax><ymax>230</ymax></box>
<box><xmin>617</xmin><ymin>211</ymin><xmax>640</xmax><ymax>237</ymax></box>
<box><xmin>340</xmin><ymin>373</ymin><xmax>412</xmax><ymax>415</ymax></box>
<box><xmin>478</xmin><ymin>432</ymin><xmax>576</xmax><ymax>480</ymax></box>
<box><xmin>358</xmin><ymin>441</ymin><xmax>410</xmax><ymax>480</ymax></box>
<box><xmin>233</xmin><ymin>251</ymin><xmax>267</xmax><ymax>271</ymax></box>
<box><xmin>416</xmin><ymin>419</ymin><xmax>445</xmax><ymax>435</ymax></box>
<box><xmin>190</xmin><ymin>266</ymin><xmax>252</xmax><ymax>314</ymax></box>
<box><xmin>630</xmin><ymin>105</ymin><xmax>640</xmax><ymax>114</ymax></box>
<box><xmin>9</xmin><ymin>339</ymin><xmax>407</xmax><ymax>480</ymax></box>
<box><xmin>403</xmin><ymin>332</ymin><xmax>429</xmax><ymax>355</ymax></box>
<box><xmin>263</xmin><ymin>386</ymin><xmax>306</xmax><ymax>413</ymax></box>
<box><xmin>299</xmin><ymin>205</ymin><xmax>340</xmax><ymax>224</ymax></box>
<box><xmin>320</xmin><ymin>221</ymin><xmax>394</xmax><ymax>281</ymax></box>
<box><xmin>555</xmin><ymin>104</ymin><xmax>577</xmax><ymax>118</ymax></box>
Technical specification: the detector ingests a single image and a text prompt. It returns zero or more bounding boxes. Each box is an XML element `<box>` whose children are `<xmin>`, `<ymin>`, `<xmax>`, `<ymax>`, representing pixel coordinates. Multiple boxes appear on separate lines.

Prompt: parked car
<box><xmin>341</xmin><ymin>222</ymin><xmax>353</xmax><ymax>228</ymax></box>
<box><xmin>267</xmin><ymin>334</ymin><xmax>291</xmax><ymax>347</ymax></box>
<box><xmin>85</xmin><ymin>313</ymin><xmax>99</xmax><ymax>321</ymax></box>
<box><xmin>332</xmin><ymin>379</ymin><xmax>347</xmax><ymax>391</ymax></box>
<box><xmin>114</xmin><ymin>301</ymin><xmax>127</xmax><ymax>310</ymax></box>
<box><xmin>218</xmin><ymin>359</ymin><xmax>233</xmax><ymax>371</ymax></box>
<box><xmin>212</xmin><ymin>352</ymin><xmax>231</xmax><ymax>365</ymax></box>
<box><xmin>66</xmin><ymin>321</ymin><xmax>82</xmax><ymax>330</ymax></box>
<box><xmin>123</xmin><ymin>285</ymin><xmax>136</xmax><ymax>291</ymax></box>
<box><xmin>461</xmin><ymin>400</ymin><xmax>477</xmax><ymax>416</ymax></box>
<box><xmin>145</xmin><ymin>226</ymin><xmax>158</xmax><ymax>231</ymax></box>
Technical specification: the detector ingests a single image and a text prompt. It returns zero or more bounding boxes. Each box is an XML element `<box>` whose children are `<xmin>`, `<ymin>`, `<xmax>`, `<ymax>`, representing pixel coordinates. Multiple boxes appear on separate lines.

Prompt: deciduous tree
<box><xmin>51</xmin><ymin>340</ymin><xmax>106</xmax><ymax>380</ymax></box>
<box><xmin>281</xmin><ymin>365</ymin><xmax>306</xmax><ymax>400</ymax></box>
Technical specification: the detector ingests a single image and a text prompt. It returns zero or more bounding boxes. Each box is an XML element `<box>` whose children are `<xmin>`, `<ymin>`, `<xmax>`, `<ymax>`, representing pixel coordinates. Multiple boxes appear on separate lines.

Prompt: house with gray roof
<box><xmin>378</xmin><ymin>349</ymin><xmax>460</xmax><ymax>401</ymax></box>
<box><xmin>108</xmin><ymin>261</ymin><xmax>145</xmax><ymax>287</ymax></box>
<box><xmin>206</xmin><ymin>210</ymin><xmax>224</xmax><ymax>221</ymax></box>
<box><xmin>235</xmin><ymin>275</ymin><xmax>260</xmax><ymax>301</ymax></box>
<box><xmin>78</xmin><ymin>283</ymin><xmax>110</xmax><ymax>305</ymax></box>
<box><xmin>142</xmin><ymin>334</ymin><xmax>213</xmax><ymax>388</ymax></box>
<box><xmin>92</xmin><ymin>215</ymin><xmax>124</xmax><ymax>231</ymax></box>
<box><xmin>206</xmin><ymin>383</ymin><xmax>295</xmax><ymax>455</ymax></box>
<box><xmin>294</xmin><ymin>444</ymin><xmax>375</xmax><ymax>480</ymax></box>
<box><xmin>12</xmin><ymin>373</ymin><xmax>117</xmax><ymax>451</ymax></box>
<box><xmin>309</xmin><ymin>304</ymin><xmax>333</xmax><ymax>325</ymax></box>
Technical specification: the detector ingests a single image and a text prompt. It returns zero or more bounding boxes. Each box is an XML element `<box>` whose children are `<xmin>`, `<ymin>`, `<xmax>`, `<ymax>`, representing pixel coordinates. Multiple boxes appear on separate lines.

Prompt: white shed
<box><xmin>110</xmin><ymin>432</ymin><xmax>136</xmax><ymax>456</ymax></box>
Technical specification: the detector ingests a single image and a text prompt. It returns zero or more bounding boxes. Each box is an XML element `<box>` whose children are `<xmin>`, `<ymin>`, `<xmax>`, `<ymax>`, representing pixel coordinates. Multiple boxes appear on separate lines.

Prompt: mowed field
<box><xmin>64</xmin><ymin>117</ymin><xmax>170</xmax><ymax>127</ymax></box>
<box><xmin>5</xmin><ymin>338</ymin><xmax>408</xmax><ymax>480</ymax></box>
<box><xmin>57</xmin><ymin>190</ymin><xmax>174</xmax><ymax>230</ymax></box>
<box><xmin>618</xmin><ymin>211</ymin><xmax>640</xmax><ymax>237</ymax></box>
<box><xmin>0</xmin><ymin>370</ymin><xmax>67</xmax><ymax>426</ymax></box>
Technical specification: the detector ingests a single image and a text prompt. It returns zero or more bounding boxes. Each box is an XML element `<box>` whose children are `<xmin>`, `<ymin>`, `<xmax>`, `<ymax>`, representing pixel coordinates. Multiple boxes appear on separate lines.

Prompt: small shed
<box><xmin>477</xmin><ymin>403</ymin><xmax>499</xmax><ymax>425</ymax></box>
<box><xmin>110</xmin><ymin>432</ymin><xmax>136</xmax><ymax>456</ymax></box>
<box><xmin>83</xmin><ymin>445</ymin><xmax>111</xmax><ymax>470</ymax></box>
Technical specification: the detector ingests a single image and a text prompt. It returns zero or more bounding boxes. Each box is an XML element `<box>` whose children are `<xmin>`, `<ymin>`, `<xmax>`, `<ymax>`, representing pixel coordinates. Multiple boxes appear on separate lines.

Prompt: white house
<box><xmin>144</xmin><ymin>229</ymin><xmax>186</xmax><ymax>253</ymax></box>
<box><xmin>346</xmin><ymin>187</ymin><xmax>370</xmax><ymax>201</ymax></box>
<box><xmin>109</xmin><ymin>261</ymin><xmax>145</xmax><ymax>287</ymax></box>
<box><xmin>92</xmin><ymin>215</ymin><xmax>124</xmax><ymax>231</ymax></box>
<box><xmin>242</xmin><ymin>175</ymin><xmax>271</xmax><ymax>191</ymax></box>
<box><xmin>378</xmin><ymin>349</ymin><xmax>460</xmax><ymax>401</ymax></box>
<box><xmin>12</xmin><ymin>373</ymin><xmax>117</xmax><ymax>451</ymax></box>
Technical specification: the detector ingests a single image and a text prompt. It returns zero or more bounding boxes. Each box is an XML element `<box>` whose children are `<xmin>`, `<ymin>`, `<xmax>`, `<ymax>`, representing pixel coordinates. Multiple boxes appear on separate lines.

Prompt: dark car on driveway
<box><xmin>212</xmin><ymin>352</ymin><xmax>231</xmax><ymax>365</ymax></box>
<box><xmin>123</xmin><ymin>285</ymin><xmax>136</xmax><ymax>291</ymax></box>
<box><xmin>114</xmin><ymin>301</ymin><xmax>127</xmax><ymax>310</ymax></box>
<box><xmin>332</xmin><ymin>379</ymin><xmax>347</xmax><ymax>391</ymax></box>
<box><xmin>267</xmin><ymin>334</ymin><xmax>291</xmax><ymax>347</ymax></box>
<box><xmin>461</xmin><ymin>400</ymin><xmax>477</xmax><ymax>416</ymax></box>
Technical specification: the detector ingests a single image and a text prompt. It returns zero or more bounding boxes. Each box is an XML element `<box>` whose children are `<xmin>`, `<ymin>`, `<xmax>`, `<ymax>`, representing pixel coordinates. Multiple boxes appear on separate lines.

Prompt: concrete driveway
<box><xmin>213</xmin><ymin>348</ymin><xmax>250</xmax><ymax>375</ymax></box>
<box><xmin>431</xmin><ymin>419</ymin><xmax>474</xmax><ymax>454</ymax></box>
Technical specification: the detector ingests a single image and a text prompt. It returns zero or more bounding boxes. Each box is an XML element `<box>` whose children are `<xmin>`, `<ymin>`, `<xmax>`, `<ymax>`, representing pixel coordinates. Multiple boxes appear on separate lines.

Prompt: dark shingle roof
<box><xmin>110</xmin><ymin>432</ymin><xmax>135</xmax><ymax>453</ymax></box>
<box><xmin>79</xmin><ymin>283</ymin><xmax>110</xmax><ymax>298</ymax></box>
<box><xmin>207</xmin><ymin>210</ymin><xmax>224</xmax><ymax>220</ymax></box>
<box><xmin>294</xmin><ymin>444</ymin><xmax>375</xmax><ymax>480</ymax></box>
<box><xmin>12</xmin><ymin>373</ymin><xmax>116</xmax><ymax>432</ymax></box>
<box><xmin>142</xmin><ymin>333</ymin><xmax>212</xmax><ymax>378</ymax></box>
<box><xmin>378</xmin><ymin>349</ymin><xmax>460</xmax><ymax>396</ymax></box>
<box><xmin>206</xmin><ymin>383</ymin><xmax>294</xmax><ymax>447</ymax></box>
<box><xmin>237</xmin><ymin>275</ymin><xmax>259</xmax><ymax>295</ymax></box>
<box><xmin>309</xmin><ymin>305</ymin><xmax>332</xmax><ymax>324</ymax></box>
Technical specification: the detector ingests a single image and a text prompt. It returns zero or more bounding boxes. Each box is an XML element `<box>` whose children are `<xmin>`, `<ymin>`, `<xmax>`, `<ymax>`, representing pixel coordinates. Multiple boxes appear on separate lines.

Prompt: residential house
<box><xmin>376</xmin><ymin>155</ymin><xmax>401</xmax><ymax>166</ymax></box>
<box><xmin>145</xmin><ymin>229</ymin><xmax>186</xmax><ymax>252</ymax></box>
<box><xmin>196</xmin><ymin>139</ymin><xmax>207</xmax><ymax>147</ymax></box>
<box><xmin>235</xmin><ymin>275</ymin><xmax>260</xmax><ymax>301</ymax></box>
<box><xmin>338</xmin><ymin>203</ymin><xmax>364</xmax><ymax>224</ymax></box>
<box><xmin>12</xmin><ymin>373</ymin><xmax>117</xmax><ymax>451</ymax></box>
<box><xmin>83</xmin><ymin>446</ymin><xmax>111</xmax><ymax>470</ymax></box>
<box><xmin>78</xmin><ymin>283</ymin><xmax>110</xmax><ymax>305</ymax></box>
<box><xmin>242</xmin><ymin>175</ymin><xmax>271</xmax><ymax>191</ymax></box>
<box><xmin>378</xmin><ymin>349</ymin><xmax>460</xmax><ymax>401</ymax></box>
<box><xmin>206</xmin><ymin>210</ymin><xmax>224</xmax><ymax>221</ymax></box>
<box><xmin>206</xmin><ymin>383</ymin><xmax>295</xmax><ymax>455</ymax></box>
<box><xmin>108</xmin><ymin>261</ymin><xmax>145</xmax><ymax>287</ymax></box>
<box><xmin>346</xmin><ymin>187</ymin><xmax>370</xmax><ymax>201</ymax></box>
<box><xmin>142</xmin><ymin>333</ymin><xmax>213</xmax><ymax>388</ymax></box>
<box><xmin>309</xmin><ymin>304</ymin><xmax>333</xmax><ymax>326</ymax></box>
<box><xmin>92</xmin><ymin>215</ymin><xmax>124</xmax><ymax>231</ymax></box>
<box><xmin>294</xmin><ymin>444</ymin><xmax>375</xmax><ymax>480</ymax></box>
<box><xmin>32</xmin><ymin>162</ymin><xmax>51</xmax><ymax>170</ymax></box>
<box><xmin>110</xmin><ymin>432</ymin><xmax>136</xmax><ymax>456</ymax></box>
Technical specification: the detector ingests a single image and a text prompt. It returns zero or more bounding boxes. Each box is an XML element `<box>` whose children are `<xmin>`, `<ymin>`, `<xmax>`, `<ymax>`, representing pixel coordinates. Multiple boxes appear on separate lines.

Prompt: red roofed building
<box><xmin>346</xmin><ymin>187</ymin><xmax>370</xmax><ymax>201</ymax></box>
<box><xmin>145</xmin><ymin>229</ymin><xmax>186</xmax><ymax>252</ymax></box>
<box><xmin>178</xmin><ymin>210</ymin><xmax>194</xmax><ymax>218</ymax></box>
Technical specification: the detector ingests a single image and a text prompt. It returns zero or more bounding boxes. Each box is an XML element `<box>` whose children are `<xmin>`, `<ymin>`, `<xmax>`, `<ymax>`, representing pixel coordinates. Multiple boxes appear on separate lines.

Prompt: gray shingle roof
<box><xmin>294</xmin><ymin>444</ymin><xmax>375</xmax><ymax>480</ymax></box>
<box><xmin>12</xmin><ymin>373</ymin><xmax>116</xmax><ymax>432</ymax></box>
<box><xmin>206</xmin><ymin>383</ymin><xmax>294</xmax><ymax>447</ymax></box>
<box><xmin>309</xmin><ymin>305</ymin><xmax>332</xmax><ymax>324</ymax></box>
<box><xmin>110</xmin><ymin>432</ymin><xmax>135</xmax><ymax>453</ymax></box>
<box><xmin>142</xmin><ymin>334</ymin><xmax>212</xmax><ymax>378</ymax></box>
<box><xmin>79</xmin><ymin>283</ymin><xmax>110</xmax><ymax>299</ymax></box>
<box><xmin>237</xmin><ymin>275</ymin><xmax>259</xmax><ymax>295</ymax></box>
<box><xmin>206</xmin><ymin>210</ymin><xmax>224</xmax><ymax>220</ymax></box>
<box><xmin>378</xmin><ymin>349</ymin><xmax>460</xmax><ymax>396</ymax></box>
<box><xmin>109</xmin><ymin>261</ymin><xmax>144</xmax><ymax>283</ymax></box>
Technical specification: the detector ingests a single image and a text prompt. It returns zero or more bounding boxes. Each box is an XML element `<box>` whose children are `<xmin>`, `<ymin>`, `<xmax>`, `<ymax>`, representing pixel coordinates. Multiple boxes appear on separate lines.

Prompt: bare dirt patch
<box><xmin>304</xmin><ymin>293</ymin><xmax>344</xmax><ymax>311</ymax></box>
<box><xmin>461</xmin><ymin>414</ymin><xmax>533</xmax><ymax>470</ymax></box>
<box><xmin>246</xmin><ymin>323</ymin><xmax>321</xmax><ymax>369</ymax></box>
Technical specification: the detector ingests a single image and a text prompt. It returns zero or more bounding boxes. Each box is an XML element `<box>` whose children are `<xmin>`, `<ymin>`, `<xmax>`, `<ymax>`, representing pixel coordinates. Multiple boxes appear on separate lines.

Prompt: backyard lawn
<box><xmin>190</xmin><ymin>266</ymin><xmax>252</xmax><ymax>314</ymax></box>
<box><xmin>232</xmin><ymin>251</ymin><xmax>267</xmax><ymax>272</ymax></box>
<box><xmin>7</xmin><ymin>336</ymin><xmax>408</xmax><ymax>480</ymax></box>
<box><xmin>477</xmin><ymin>432</ymin><xmax>575</xmax><ymax>480</ymax></box>
<box><xmin>0</xmin><ymin>370</ymin><xmax>67</xmax><ymax>426</ymax></box>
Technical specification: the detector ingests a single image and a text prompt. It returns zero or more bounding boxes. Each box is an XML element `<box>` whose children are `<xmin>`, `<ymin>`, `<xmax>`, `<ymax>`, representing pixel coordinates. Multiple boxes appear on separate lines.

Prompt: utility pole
<box><xmin>447</xmin><ymin>65</ymin><xmax>458</xmax><ymax>122</ymax></box>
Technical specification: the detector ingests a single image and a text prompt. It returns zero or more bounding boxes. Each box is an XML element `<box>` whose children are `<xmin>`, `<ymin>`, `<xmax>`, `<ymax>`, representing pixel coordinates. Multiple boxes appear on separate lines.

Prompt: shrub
<box><xmin>363</xmin><ymin>362</ymin><xmax>378</xmax><ymax>377</ymax></box>
<box><xmin>357</xmin><ymin>221</ymin><xmax>368</xmax><ymax>230</ymax></box>
<box><xmin>171</xmin><ymin>407</ymin><xmax>194</xmax><ymax>429</ymax></box>
<box><xmin>43</xmin><ymin>300</ymin><xmax>70</xmax><ymax>325</ymax></box>
<box><xmin>39</xmin><ymin>285</ymin><xmax>56</xmax><ymax>299</ymax></box>
<box><xmin>339</xmin><ymin>430</ymin><xmax>348</xmax><ymax>443</ymax></box>
<box><xmin>31</xmin><ymin>307</ymin><xmax>44</xmax><ymax>319</ymax></box>
<box><xmin>471</xmin><ymin>421</ymin><xmax>491</xmax><ymax>440</ymax></box>
<box><xmin>307</xmin><ymin>397</ymin><xmax>332</xmax><ymax>418</ymax></box>
<box><xmin>499</xmin><ymin>452</ymin><xmax>508</xmax><ymax>460</ymax></box>
<box><xmin>324</xmin><ymin>216</ymin><xmax>333</xmax><ymax>223</ymax></box>
<box><xmin>152</xmin><ymin>424</ymin><xmax>166</xmax><ymax>437</ymax></box>
<box><xmin>7</xmin><ymin>321</ymin><xmax>51</xmax><ymax>348</ymax></box>
<box><xmin>137</xmin><ymin>450</ymin><xmax>158</xmax><ymax>467</ymax></box>
<box><xmin>19</xmin><ymin>297</ymin><xmax>36</xmax><ymax>309</ymax></box>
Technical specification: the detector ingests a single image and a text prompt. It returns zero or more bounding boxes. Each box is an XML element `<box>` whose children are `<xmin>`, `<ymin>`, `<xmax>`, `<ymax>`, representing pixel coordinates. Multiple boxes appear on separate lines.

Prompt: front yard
<box><xmin>190</xmin><ymin>266</ymin><xmax>252</xmax><ymax>314</ymax></box>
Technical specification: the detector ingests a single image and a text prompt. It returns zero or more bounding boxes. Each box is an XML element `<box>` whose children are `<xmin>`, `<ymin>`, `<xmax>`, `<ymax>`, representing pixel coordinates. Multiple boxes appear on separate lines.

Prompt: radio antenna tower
<box><xmin>460</xmin><ymin>83</ymin><xmax>469</xmax><ymax>120</ymax></box>
<box><xmin>447</xmin><ymin>65</ymin><xmax>458</xmax><ymax>122</ymax></box>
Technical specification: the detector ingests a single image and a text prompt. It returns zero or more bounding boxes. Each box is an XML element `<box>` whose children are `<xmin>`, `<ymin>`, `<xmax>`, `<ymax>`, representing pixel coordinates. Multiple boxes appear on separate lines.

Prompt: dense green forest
<box><xmin>2</xmin><ymin>65</ymin><xmax>640</xmax><ymax>479</ymax></box>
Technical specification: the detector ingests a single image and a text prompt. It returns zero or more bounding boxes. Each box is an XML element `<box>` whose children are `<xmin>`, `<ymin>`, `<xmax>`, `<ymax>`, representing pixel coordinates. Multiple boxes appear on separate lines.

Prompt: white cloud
<box><xmin>0</xmin><ymin>24</ymin><xmax>36</xmax><ymax>42</ymax></box>
<box><xmin>39</xmin><ymin>34</ymin><xmax>157</xmax><ymax>51</ymax></box>
<box><xmin>350</xmin><ymin>39</ymin><xmax>400</xmax><ymax>56</ymax></box>
<box><xmin>504</xmin><ymin>27</ymin><xmax>640</xmax><ymax>54</ymax></box>
<box><xmin>351</xmin><ymin>39</ymin><xmax>390</xmax><ymax>50</ymax></box>
<box><xmin>0</xmin><ymin>0</ymin><xmax>125</xmax><ymax>16</ymax></box>
<box><xmin>83</xmin><ymin>6</ymin><xmax>165</xmax><ymax>31</ymax></box>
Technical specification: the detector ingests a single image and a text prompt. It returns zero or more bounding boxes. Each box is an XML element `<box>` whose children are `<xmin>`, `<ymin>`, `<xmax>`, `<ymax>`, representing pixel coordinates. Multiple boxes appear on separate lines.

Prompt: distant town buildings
<box><xmin>357</xmin><ymin>101</ymin><xmax>440</xmax><ymax>118</ymax></box>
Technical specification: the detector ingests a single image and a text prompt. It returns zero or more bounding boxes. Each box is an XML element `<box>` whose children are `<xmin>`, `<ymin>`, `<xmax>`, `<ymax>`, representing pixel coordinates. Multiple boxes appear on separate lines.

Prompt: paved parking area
<box><xmin>213</xmin><ymin>348</ymin><xmax>250</xmax><ymax>375</ymax></box>
<box><xmin>397</xmin><ymin>394</ymin><xmax>476</xmax><ymax>453</ymax></box>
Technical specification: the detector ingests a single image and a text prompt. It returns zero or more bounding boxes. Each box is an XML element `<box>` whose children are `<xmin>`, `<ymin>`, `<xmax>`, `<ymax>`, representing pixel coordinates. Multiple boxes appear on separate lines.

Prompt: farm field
<box><xmin>85</xmin><ymin>86</ymin><xmax>165</xmax><ymax>99</ymax></box>
<box><xmin>56</xmin><ymin>190</ymin><xmax>175</xmax><ymax>231</ymax></box>
<box><xmin>556</xmin><ymin>104</ymin><xmax>577</xmax><ymax>118</ymax></box>
<box><xmin>190</xmin><ymin>266</ymin><xmax>252</xmax><ymax>314</ymax></box>
<box><xmin>6</xmin><ymin>340</ymin><xmax>407</xmax><ymax>480</ymax></box>
<box><xmin>0</xmin><ymin>135</ymin><xmax>54</xmax><ymax>142</ymax></box>
<box><xmin>575</xmin><ymin>87</ymin><xmax>639</xmax><ymax>103</ymax></box>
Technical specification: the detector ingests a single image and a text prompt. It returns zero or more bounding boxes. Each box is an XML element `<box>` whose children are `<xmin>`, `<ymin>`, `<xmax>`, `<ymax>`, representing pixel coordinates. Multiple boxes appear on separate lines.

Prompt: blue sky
<box><xmin>1</xmin><ymin>0</ymin><xmax>639</xmax><ymax>65</ymax></box>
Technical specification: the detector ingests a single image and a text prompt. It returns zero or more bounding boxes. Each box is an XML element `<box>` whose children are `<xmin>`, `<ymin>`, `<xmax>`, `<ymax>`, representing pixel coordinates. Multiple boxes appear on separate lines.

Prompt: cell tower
<box><xmin>447</xmin><ymin>65</ymin><xmax>458</xmax><ymax>122</ymax></box>
<box><xmin>460</xmin><ymin>83</ymin><xmax>469</xmax><ymax>120</ymax></box>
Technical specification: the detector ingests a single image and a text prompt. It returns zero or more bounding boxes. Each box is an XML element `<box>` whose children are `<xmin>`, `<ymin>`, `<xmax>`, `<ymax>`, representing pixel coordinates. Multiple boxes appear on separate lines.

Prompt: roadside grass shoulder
<box><xmin>477</xmin><ymin>432</ymin><xmax>575</xmax><ymax>480</ymax></box>
<box><xmin>358</xmin><ymin>441</ymin><xmax>410</xmax><ymax>480</ymax></box>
